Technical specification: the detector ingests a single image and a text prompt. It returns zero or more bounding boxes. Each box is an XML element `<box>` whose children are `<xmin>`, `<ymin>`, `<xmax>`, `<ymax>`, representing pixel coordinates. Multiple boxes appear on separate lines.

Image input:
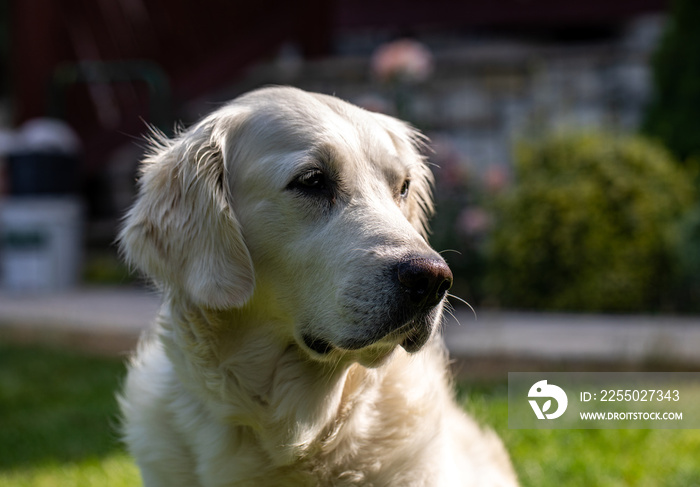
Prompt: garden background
<box><xmin>2</xmin><ymin>0</ymin><xmax>700</xmax><ymax>485</ymax></box>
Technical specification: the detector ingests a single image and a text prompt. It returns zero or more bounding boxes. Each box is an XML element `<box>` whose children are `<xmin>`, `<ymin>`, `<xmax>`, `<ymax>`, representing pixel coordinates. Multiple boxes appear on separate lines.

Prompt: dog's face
<box><xmin>121</xmin><ymin>87</ymin><xmax>452</xmax><ymax>364</ymax></box>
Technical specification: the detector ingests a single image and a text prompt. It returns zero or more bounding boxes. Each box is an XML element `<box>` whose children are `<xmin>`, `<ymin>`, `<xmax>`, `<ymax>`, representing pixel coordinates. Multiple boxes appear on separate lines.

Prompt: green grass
<box><xmin>0</xmin><ymin>343</ymin><xmax>140</xmax><ymax>486</ymax></box>
<box><xmin>459</xmin><ymin>383</ymin><xmax>700</xmax><ymax>486</ymax></box>
<box><xmin>1</xmin><ymin>343</ymin><xmax>700</xmax><ymax>486</ymax></box>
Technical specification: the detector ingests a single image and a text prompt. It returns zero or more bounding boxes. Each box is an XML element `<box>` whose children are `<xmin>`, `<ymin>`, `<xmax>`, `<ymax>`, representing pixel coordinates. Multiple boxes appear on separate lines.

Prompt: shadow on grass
<box><xmin>0</xmin><ymin>343</ymin><xmax>128</xmax><ymax>470</ymax></box>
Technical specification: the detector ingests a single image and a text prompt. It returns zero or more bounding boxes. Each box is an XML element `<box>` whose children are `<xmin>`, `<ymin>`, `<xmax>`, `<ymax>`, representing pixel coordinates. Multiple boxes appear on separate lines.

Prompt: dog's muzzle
<box><xmin>302</xmin><ymin>254</ymin><xmax>453</xmax><ymax>356</ymax></box>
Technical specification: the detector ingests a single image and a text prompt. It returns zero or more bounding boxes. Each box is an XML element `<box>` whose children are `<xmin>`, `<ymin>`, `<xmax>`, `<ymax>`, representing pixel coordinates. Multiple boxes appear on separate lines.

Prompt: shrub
<box><xmin>642</xmin><ymin>0</ymin><xmax>700</xmax><ymax>163</ymax></box>
<box><xmin>487</xmin><ymin>131</ymin><xmax>694</xmax><ymax>312</ymax></box>
<box><xmin>668</xmin><ymin>202</ymin><xmax>700</xmax><ymax>311</ymax></box>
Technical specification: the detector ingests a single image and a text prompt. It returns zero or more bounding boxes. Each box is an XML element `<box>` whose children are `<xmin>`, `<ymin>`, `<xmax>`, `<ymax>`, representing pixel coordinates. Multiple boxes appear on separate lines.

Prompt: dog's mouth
<box><xmin>398</xmin><ymin>323</ymin><xmax>432</xmax><ymax>353</ymax></box>
<box><xmin>301</xmin><ymin>310</ymin><xmax>437</xmax><ymax>358</ymax></box>
<box><xmin>302</xmin><ymin>334</ymin><xmax>336</xmax><ymax>355</ymax></box>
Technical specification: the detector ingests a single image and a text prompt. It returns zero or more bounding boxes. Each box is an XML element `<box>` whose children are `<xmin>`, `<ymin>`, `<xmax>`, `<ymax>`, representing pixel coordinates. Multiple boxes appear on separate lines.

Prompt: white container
<box><xmin>0</xmin><ymin>197</ymin><xmax>83</xmax><ymax>291</ymax></box>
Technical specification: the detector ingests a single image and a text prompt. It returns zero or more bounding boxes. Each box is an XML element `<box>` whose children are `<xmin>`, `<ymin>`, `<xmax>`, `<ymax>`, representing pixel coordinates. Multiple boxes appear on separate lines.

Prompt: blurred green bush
<box><xmin>668</xmin><ymin>202</ymin><xmax>700</xmax><ymax>311</ymax></box>
<box><xmin>486</xmin><ymin>131</ymin><xmax>694</xmax><ymax>312</ymax></box>
<box><xmin>642</xmin><ymin>0</ymin><xmax>700</xmax><ymax>164</ymax></box>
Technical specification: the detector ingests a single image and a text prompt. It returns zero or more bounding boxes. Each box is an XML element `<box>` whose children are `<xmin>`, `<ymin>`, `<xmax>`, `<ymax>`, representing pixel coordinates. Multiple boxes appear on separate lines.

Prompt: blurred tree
<box><xmin>487</xmin><ymin>131</ymin><xmax>694</xmax><ymax>312</ymax></box>
<box><xmin>642</xmin><ymin>0</ymin><xmax>700</xmax><ymax>163</ymax></box>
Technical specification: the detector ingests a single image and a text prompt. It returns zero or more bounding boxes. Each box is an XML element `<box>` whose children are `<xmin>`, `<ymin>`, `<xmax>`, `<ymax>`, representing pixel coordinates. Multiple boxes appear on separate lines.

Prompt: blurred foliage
<box><xmin>430</xmin><ymin>189</ymin><xmax>483</xmax><ymax>305</ymax></box>
<box><xmin>668</xmin><ymin>203</ymin><xmax>700</xmax><ymax>311</ymax></box>
<box><xmin>82</xmin><ymin>250</ymin><xmax>137</xmax><ymax>286</ymax></box>
<box><xmin>486</xmin><ymin>131</ymin><xmax>694</xmax><ymax>312</ymax></box>
<box><xmin>642</xmin><ymin>0</ymin><xmax>700</xmax><ymax>163</ymax></box>
<box><xmin>429</xmin><ymin>147</ymin><xmax>506</xmax><ymax>305</ymax></box>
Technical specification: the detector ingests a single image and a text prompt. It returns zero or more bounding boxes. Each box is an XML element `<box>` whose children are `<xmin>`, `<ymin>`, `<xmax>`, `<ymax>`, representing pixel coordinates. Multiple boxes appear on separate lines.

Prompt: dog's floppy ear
<box><xmin>119</xmin><ymin>114</ymin><xmax>254</xmax><ymax>309</ymax></box>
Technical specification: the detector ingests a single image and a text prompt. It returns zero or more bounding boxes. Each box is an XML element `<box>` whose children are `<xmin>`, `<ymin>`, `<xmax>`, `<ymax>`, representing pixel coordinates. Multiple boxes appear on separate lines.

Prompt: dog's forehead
<box><xmin>235</xmin><ymin>90</ymin><xmax>414</xmax><ymax>185</ymax></box>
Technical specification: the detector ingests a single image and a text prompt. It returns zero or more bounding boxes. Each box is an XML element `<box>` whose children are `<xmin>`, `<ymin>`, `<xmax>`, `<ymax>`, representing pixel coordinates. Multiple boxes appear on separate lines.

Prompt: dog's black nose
<box><xmin>397</xmin><ymin>256</ymin><xmax>453</xmax><ymax>308</ymax></box>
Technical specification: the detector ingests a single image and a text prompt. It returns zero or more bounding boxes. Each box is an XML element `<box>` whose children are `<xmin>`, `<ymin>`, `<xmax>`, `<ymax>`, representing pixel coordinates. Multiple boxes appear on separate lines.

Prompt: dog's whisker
<box><xmin>444</xmin><ymin>307</ymin><xmax>461</xmax><ymax>328</ymax></box>
<box><xmin>441</xmin><ymin>299</ymin><xmax>461</xmax><ymax>327</ymax></box>
<box><xmin>324</xmin><ymin>353</ymin><xmax>346</xmax><ymax>386</ymax></box>
<box><xmin>438</xmin><ymin>249</ymin><xmax>462</xmax><ymax>256</ymax></box>
<box><xmin>443</xmin><ymin>299</ymin><xmax>456</xmax><ymax>316</ymax></box>
<box><xmin>446</xmin><ymin>293</ymin><xmax>477</xmax><ymax>321</ymax></box>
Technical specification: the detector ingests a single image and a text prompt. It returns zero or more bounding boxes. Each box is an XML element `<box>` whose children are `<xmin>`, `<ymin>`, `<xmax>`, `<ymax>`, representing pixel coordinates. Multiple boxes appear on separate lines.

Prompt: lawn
<box><xmin>1</xmin><ymin>343</ymin><xmax>699</xmax><ymax>486</ymax></box>
<box><xmin>0</xmin><ymin>344</ymin><xmax>139</xmax><ymax>487</ymax></box>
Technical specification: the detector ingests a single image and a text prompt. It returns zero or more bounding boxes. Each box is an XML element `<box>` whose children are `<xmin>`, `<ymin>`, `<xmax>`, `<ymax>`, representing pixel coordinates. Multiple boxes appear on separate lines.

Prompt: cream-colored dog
<box><xmin>119</xmin><ymin>86</ymin><xmax>518</xmax><ymax>486</ymax></box>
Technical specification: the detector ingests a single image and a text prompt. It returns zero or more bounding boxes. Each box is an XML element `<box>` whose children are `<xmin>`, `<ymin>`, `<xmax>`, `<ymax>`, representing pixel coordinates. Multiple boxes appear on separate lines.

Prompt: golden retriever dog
<box><xmin>119</xmin><ymin>86</ymin><xmax>518</xmax><ymax>486</ymax></box>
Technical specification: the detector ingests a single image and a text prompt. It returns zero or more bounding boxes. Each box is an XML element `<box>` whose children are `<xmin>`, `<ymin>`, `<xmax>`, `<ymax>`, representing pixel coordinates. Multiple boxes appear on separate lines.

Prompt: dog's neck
<box><xmin>155</xmin><ymin>296</ymin><xmax>444</xmax><ymax>467</ymax></box>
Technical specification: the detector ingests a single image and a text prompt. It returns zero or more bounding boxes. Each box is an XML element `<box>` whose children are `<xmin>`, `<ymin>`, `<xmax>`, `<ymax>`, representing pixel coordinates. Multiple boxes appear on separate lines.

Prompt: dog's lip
<box><xmin>301</xmin><ymin>334</ymin><xmax>335</xmax><ymax>355</ymax></box>
<box><xmin>399</xmin><ymin>325</ymin><xmax>431</xmax><ymax>353</ymax></box>
<box><xmin>301</xmin><ymin>316</ymin><xmax>433</xmax><ymax>357</ymax></box>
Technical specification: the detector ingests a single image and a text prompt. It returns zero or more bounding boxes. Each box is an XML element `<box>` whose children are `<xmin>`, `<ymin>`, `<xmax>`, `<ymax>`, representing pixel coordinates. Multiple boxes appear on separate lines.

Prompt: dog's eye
<box><xmin>297</xmin><ymin>170</ymin><xmax>326</xmax><ymax>189</ymax></box>
<box><xmin>292</xmin><ymin>169</ymin><xmax>327</xmax><ymax>191</ymax></box>
<box><xmin>399</xmin><ymin>179</ymin><xmax>410</xmax><ymax>199</ymax></box>
<box><xmin>288</xmin><ymin>169</ymin><xmax>333</xmax><ymax>200</ymax></box>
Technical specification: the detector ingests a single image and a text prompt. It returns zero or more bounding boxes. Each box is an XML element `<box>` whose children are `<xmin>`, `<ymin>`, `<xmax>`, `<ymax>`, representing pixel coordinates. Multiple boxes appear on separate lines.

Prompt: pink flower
<box><xmin>430</xmin><ymin>137</ymin><xmax>469</xmax><ymax>191</ymax></box>
<box><xmin>371</xmin><ymin>39</ymin><xmax>434</xmax><ymax>83</ymax></box>
<box><xmin>484</xmin><ymin>165</ymin><xmax>509</xmax><ymax>193</ymax></box>
<box><xmin>458</xmin><ymin>208</ymin><xmax>491</xmax><ymax>236</ymax></box>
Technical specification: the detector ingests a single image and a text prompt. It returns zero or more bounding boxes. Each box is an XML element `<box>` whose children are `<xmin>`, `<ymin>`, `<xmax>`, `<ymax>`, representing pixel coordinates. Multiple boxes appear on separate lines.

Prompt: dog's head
<box><xmin>120</xmin><ymin>86</ymin><xmax>452</xmax><ymax>363</ymax></box>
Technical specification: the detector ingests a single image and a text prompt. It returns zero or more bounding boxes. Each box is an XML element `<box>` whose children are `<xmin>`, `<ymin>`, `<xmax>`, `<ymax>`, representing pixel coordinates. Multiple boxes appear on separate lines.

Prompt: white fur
<box><xmin>119</xmin><ymin>86</ymin><xmax>518</xmax><ymax>486</ymax></box>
